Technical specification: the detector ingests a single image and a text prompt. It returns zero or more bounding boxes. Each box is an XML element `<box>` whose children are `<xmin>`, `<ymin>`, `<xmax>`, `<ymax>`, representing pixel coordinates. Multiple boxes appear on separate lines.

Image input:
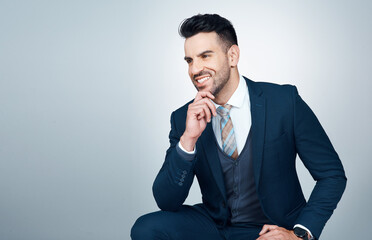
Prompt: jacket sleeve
<box><xmin>152</xmin><ymin>111</ymin><xmax>197</xmax><ymax>211</ymax></box>
<box><xmin>292</xmin><ymin>86</ymin><xmax>347</xmax><ymax>239</ymax></box>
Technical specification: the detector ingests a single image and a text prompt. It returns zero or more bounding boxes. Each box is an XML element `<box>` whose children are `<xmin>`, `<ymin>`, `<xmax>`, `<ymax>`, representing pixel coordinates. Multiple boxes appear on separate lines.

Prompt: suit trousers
<box><xmin>131</xmin><ymin>205</ymin><xmax>263</xmax><ymax>240</ymax></box>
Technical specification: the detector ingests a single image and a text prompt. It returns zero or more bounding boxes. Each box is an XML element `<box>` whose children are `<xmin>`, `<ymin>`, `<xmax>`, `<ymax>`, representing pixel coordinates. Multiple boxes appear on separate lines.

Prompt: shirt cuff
<box><xmin>294</xmin><ymin>224</ymin><xmax>314</xmax><ymax>239</ymax></box>
<box><xmin>176</xmin><ymin>142</ymin><xmax>196</xmax><ymax>162</ymax></box>
<box><xmin>178</xmin><ymin>141</ymin><xmax>196</xmax><ymax>154</ymax></box>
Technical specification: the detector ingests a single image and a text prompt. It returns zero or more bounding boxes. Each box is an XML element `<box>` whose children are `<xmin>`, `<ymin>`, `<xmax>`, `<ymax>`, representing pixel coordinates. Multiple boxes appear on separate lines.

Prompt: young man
<box><xmin>131</xmin><ymin>14</ymin><xmax>346</xmax><ymax>240</ymax></box>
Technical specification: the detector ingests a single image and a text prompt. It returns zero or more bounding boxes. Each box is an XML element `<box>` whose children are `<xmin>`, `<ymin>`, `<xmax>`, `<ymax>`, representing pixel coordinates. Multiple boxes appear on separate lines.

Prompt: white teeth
<box><xmin>197</xmin><ymin>76</ymin><xmax>210</xmax><ymax>83</ymax></box>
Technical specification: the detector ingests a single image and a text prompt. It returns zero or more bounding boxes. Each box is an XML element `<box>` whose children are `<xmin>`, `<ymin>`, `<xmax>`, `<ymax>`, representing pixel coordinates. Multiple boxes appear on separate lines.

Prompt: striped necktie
<box><xmin>217</xmin><ymin>104</ymin><xmax>238</xmax><ymax>160</ymax></box>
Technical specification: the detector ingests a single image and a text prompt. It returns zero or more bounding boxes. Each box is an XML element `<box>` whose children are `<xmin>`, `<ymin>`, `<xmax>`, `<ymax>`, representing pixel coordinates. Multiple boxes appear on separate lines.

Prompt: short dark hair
<box><xmin>179</xmin><ymin>14</ymin><xmax>238</xmax><ymax>51</ymax></box>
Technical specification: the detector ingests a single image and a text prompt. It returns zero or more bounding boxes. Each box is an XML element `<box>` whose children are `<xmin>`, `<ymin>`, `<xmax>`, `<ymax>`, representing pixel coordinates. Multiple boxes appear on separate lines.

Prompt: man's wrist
<box><xmin>180</xmin><ymin>134</ymin><xmax>197</xmax><ymax>152</ymax></box>
<box><xmin>291</xmin><ymin>230</ymin><xmax>303</xmax><ymax>240</ymax></box>
<box><xmin>293</xmin><ymin>227</ymin><xmax>313</xmax><ymax>240</ymax></box>
<box><xmin>293</xmin><ymin>225</ymin><xmax>314</xmax><ymax>240</ymax></box>
<box><xmin>178</xmin><ymin>141</ymin><xmax>196</xmax><ymax>154</ymax></box>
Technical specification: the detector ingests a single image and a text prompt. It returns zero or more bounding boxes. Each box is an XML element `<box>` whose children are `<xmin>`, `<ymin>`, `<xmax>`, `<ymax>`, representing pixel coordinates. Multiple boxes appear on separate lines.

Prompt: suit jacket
<box><xmin>153</xmin><ymin>77</ymin><xmax>346</xmax><ymax>239</ymax></box>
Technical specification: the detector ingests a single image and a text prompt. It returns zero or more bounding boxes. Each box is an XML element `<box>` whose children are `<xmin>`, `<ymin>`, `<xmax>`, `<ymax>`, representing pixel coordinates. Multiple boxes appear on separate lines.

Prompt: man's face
<box><xmin>184</xmin><ymin>32</ymin><xmax>231</xmax><ymax>96</ymax></box>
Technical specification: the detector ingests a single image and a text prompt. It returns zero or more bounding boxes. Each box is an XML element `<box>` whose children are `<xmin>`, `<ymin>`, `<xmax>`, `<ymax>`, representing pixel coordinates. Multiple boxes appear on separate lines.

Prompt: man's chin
<box><xmin>197</xmin><ymin>89</ymin><xmax>214</xmax><ymax>95</ymax></box>
<box><xmin>196</xmin><ymin>85</ymin><xmax>207</xmax><ymax>92</ymax></box>
<box><xmin>194</xmin><ymin>84</ymin><xmax>216</xmax><ymax>96</ymax></box>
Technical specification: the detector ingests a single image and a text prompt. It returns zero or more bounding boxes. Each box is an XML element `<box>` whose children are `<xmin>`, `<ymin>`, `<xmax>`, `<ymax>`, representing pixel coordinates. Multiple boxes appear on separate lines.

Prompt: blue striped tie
<box><xmin>217</xmin><ymin>104</ymin><xmax>238</xmax><ymax>160</ymax></box>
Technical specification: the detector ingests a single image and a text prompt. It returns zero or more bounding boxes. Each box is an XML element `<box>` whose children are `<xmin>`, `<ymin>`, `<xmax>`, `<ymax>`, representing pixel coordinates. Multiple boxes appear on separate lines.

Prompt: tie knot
<box><xmin>217</xmin><ymin>104</ymin><xmax>232</xmax><ymax>117</ymax></box>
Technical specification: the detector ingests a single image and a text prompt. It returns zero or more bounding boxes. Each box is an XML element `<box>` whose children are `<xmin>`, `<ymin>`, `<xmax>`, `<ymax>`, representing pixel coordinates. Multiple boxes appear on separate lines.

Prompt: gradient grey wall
<box><xmin>0</xmin><ymin>0</ymin><xmax>371</xmax><ymax>239</ymax></box>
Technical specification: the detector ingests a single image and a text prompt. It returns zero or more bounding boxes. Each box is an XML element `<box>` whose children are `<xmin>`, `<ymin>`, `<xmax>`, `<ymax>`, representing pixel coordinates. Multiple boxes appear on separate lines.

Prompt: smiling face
<box><xmin>184</xmin><ymin>32</ymin><xmax>232</xmax><ymax>97</ymax></box>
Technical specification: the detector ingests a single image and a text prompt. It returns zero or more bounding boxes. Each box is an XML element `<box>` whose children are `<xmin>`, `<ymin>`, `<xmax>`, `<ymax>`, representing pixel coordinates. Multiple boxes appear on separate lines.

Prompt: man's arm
<box><xmin>152</xmin><ymin>92</ymin><xmax>216</xmax><ymax>211</ymax></box>
<box><xmin>152</xmin><ymin>111</ymin><xmax>197</xmax><ymax>211</ymax></box>
<box><xmin>292</xmin><ymin>86</ymin><xmax>347</xmax><ymax>239</ymax></box>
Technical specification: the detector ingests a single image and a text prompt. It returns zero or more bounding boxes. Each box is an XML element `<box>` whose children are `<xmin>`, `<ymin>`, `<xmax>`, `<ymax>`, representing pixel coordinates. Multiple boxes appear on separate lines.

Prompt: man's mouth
<box><xmin>196</xmin><ymin>76</ymin><xmax>211</xmax><ymax>84</ymax></box>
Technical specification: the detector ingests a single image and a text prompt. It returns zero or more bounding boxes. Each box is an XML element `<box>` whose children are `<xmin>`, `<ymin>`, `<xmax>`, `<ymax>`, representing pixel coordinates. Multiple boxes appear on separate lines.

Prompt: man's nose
<box><xmin>190</xmin><ymin>60</ymin><xmax>203</xmax><ymax>76</ymax></box>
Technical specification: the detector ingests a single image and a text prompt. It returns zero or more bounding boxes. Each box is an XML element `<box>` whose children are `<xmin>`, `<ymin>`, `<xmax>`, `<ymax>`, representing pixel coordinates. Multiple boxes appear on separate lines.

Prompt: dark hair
<box><xmin>179</xmin><ymin>14</ymin><xmax>238</xmax><ymax>51</ymax></box>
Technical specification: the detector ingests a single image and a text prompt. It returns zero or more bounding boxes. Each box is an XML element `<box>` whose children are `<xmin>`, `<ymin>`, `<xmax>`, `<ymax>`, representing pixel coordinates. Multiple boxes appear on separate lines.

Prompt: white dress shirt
<box><xmin>211</xmin><ymin>75</ymin><xmax>250</xmax><ymax>153</ymax></box>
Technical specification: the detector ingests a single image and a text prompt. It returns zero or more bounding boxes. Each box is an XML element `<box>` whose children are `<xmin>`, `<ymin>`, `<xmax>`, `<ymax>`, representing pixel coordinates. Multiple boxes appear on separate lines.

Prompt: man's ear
<box><xmin>228</xmin><ymin>45</ymin><xmax>240</xmax><ymax>68</ymax></box>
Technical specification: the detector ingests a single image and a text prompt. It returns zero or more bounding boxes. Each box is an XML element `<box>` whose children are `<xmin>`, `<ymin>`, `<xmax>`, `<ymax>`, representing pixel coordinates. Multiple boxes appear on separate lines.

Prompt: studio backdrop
<box><xmin>0</xmin><ymin>0</ymin><xmax>371</xmax><ymax>239</ymax></box>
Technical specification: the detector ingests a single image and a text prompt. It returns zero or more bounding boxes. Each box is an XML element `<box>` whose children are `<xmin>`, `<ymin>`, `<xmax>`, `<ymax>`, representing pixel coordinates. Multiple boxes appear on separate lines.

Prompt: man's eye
<box><xmin>202</xmin><ymin>55</ymin><xmax>209</xmax><ymax>59</ymax></box>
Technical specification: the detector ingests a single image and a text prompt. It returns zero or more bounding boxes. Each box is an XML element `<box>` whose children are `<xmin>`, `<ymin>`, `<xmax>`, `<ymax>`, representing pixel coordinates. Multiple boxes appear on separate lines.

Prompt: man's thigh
<box><xmin>221</xmin><ymin>224</ymin><xmax>262</xmax><ymax>240</ymax></box>
<box><xmin>131</xmin><ymin>205</ymin><xmax>224</xmax><ymax>240</ymax></box>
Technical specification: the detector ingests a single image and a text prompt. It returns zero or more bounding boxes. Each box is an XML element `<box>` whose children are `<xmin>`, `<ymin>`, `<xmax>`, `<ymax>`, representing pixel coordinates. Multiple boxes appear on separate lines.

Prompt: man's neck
<box><xmin>214</xmin><ymin>70</ymin><xmax>240</xmax><ymax>105</ymax></box>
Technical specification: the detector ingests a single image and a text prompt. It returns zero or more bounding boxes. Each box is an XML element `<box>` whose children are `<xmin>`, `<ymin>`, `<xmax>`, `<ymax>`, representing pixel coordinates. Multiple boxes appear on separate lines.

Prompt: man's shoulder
<box><xmin>175</xmin><ymin>99</ymin><xmax>193</xmax><ymax>112</ymax></box>
<box><xmin>244</xmin><ymin>77</ymin><xmax>299</xmax><ymax>107</ymax></box>
<box><xmin>245</xmin><ymin>77</ymin><xmax>297</xmax><ymax>96</ymax></box>
<box><xmin>171</xmin><ymin>99</ymin><xmax>193</xmax><ymax>121</ymax></box>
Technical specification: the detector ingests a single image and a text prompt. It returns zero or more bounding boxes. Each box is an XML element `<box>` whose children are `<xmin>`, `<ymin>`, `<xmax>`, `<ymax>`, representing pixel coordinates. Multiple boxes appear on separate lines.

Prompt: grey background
<box><xmin>0</xmin><ymin>0</ymin><xmax>371</xmax><ymax>239</ymax></box>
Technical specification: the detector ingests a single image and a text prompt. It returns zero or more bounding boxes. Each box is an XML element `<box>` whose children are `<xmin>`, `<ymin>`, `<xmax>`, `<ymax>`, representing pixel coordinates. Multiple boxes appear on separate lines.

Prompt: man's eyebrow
<box><xmin>197</xmin><ymin>50</ymin><xmax>214</xmax><ymax>57</ymax></box>
<box><xmin>184</xmin><ymin>50</ymin><xmax>214</xmax><ymax>61</ymax></box>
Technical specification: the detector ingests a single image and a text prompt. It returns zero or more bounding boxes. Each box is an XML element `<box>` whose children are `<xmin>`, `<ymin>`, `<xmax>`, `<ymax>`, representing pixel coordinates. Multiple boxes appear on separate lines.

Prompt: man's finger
<box><xmin>203</xmin><ymin>98</ymin><xmax>217</xmax><ymax>117</ymax></box>
<box><xmin>257</xmin><ymin>227</ymin><xmax>291</xmax><ymax>240</ymax></box>
<box><xmin>191</xmin><ymin>104</ymin><xmax>212</xmax><ymax>122</ymax></box>
<box><xmin>194</xmin><ymin>91</ymin><xmax>215</xmax><ymax>102</ymax></box>
<box><xmin>259</xmin><ymin>224</ymin><xmax>278</xmax><ymax>235</ymax></box>
<box><xmin>193</xmin><ymin>98</ymin><xmax>217</xmax><ymax>117</ymax></box>
<box><xmin>257</xmin><ymin>229</ymin><xmax>280</xmax><ymax>239</ymax></box>
<box><xmin>190</xmin><ymin>104</ymin><xmax>210</xmax><ymax>120</ymax></box>
<box><xmin>194</xmin><ymin>107</ymin><xmax>205</xmax><ymax>120</ymax></box>
<box><xmin>198</xmin><ymin>104</ymin><xmax>212</xmax><ymax>122</ymax></box>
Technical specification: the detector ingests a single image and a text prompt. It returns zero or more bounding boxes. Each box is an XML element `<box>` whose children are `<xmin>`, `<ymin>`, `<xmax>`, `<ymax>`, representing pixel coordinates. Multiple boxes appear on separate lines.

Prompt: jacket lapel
<box><xmin>245</xmin><ymin>77</ymin><xmax>266</xmax><ymax>188</ymax></box>
<box><xmin>200</xmin><ymin>122</ymin><xmax>227</xmax><ymax>201</ymax></box>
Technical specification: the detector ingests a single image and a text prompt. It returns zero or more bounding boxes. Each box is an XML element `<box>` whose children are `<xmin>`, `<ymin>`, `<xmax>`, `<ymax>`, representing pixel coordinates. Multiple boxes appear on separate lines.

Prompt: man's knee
<box><xmin>131</xmin><ymin>213</ymin><xmax>168</xmax><ymax>240</ymax></box>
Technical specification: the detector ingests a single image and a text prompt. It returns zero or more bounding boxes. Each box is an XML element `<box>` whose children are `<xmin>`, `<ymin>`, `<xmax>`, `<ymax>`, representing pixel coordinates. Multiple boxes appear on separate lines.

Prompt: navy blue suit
<box><xmin>150</xmin><ymin>77</ymin><xmax>346</xmax><ymax>239</ymax></box>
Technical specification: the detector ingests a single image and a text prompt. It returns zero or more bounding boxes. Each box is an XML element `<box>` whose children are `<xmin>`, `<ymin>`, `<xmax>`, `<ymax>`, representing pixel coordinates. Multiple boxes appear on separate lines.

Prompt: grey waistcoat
<box><xmin>217</xmin><ymin>128</ymin><xmax>271</xmax><ymax>224</ymax></box>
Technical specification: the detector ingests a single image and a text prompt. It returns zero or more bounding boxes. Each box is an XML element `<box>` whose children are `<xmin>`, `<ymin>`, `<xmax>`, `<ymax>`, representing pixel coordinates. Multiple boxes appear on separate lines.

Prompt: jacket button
<box><xmin>178</xmin><ymin>182</ymin><xmax>183</xmax><ymax>186</ymax></box>
<box><xmin>222</xmin><ymin>202</ymin><xmax>226</xmax><ymax>208</ymax></box>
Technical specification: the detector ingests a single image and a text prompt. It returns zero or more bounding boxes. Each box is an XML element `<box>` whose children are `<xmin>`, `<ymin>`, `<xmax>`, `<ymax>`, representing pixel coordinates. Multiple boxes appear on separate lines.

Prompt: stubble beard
<box><xmin>210</xmin><ymin>62</ymin><xmax>231</xmax><ymax>98</ymax></box>
<box><xmin>193</xmin><ymin>62</ymin><xmax>231</xmax><ymax>98</ymax></box>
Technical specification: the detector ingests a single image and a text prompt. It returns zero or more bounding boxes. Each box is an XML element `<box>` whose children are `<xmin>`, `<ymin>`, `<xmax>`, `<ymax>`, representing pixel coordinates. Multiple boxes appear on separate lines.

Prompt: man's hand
<box><xmin>257</xmin><ymin>225</ymin><xmax>301</xmax><ymax>240</ymax></box>
<box><xmin>180</xmin><ymin>91</ymin><xmax>217</xmax><ymax>151</ymax></box>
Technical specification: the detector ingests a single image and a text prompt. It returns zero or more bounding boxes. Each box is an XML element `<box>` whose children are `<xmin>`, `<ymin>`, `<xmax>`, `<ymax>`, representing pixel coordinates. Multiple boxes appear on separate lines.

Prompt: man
<box><xmin>131</xmin><ymin>14</ymin><xmax>346</xmax><ymax>240</ymax></box>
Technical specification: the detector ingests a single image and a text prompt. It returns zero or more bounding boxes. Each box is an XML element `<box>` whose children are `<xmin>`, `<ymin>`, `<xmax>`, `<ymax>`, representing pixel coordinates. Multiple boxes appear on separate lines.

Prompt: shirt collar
<box><xmin>212</xmin><ymin>75</ymin><xmax>247</xmax><ymax>109</ymax></box>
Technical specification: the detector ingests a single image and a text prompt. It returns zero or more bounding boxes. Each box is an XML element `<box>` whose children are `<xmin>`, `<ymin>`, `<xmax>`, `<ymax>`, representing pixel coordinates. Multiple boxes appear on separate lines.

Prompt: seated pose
<box><xmin>131</xmin><ymin>13</ymin><xmax>346</xmax><ymax>240</ymax></box>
